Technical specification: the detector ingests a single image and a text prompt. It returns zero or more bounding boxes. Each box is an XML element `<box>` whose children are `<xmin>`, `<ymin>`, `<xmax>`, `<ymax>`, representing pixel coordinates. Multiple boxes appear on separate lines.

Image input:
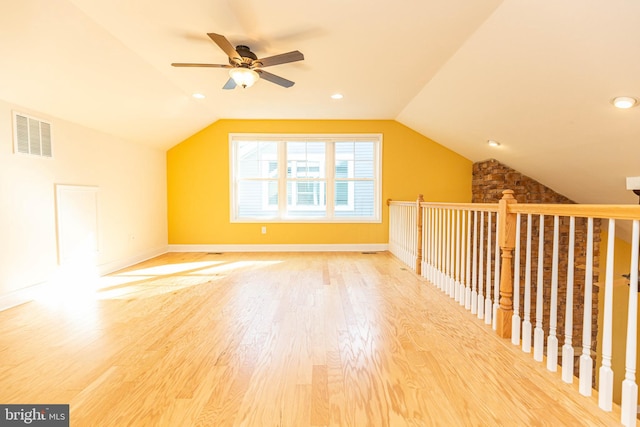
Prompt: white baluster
<box><xmin>547</xmin><ymin>215</ymin><xmax>559</xmax><ymax>372</ymax></box>
<box><xmin>458</xmin><ymin>209</ymin><xmax>465</xmax><ymax>305</ymax></box>
<box><xmin>465</xmin><ymin>210</ymin><xmax>472</xmax><ymax>310</ymax></box>
<box><xmin>477</xmin><ymin>211</ymin><xmax>485</xmax><ymax>318</ymax></box>
<box><xmin>433</xmin><ymin>207</ymin><xmax>438</xmax><ymax>285</ymax></box>
<box><xmin>444</xmin><ymin>209</ymin><xmax>451</xmax><ymax>295</ymax></box>
<box><xmin>484</xmin><ymin>212</ymin><xmax>492</xmax><ymax>325</ymax></box>
<box><xmin>405</xmin><ymin>206</ymin><xmax>414</xmax><ymax>267</ymax></box>
<box><xmin>447</xmin><ymin>209</ymin><xmax>454</xmax><ymax>296</ymax></box>
<box><xmin>405</xmin><ymin>206</ymin><xmax>415</xmax><ymax>267</ymax></box>
<box><xmin>512</xmin><ymin>214</ymin><xmax>522</xmax><ymax>346</ymax></box>
<box><xmin>402</xmin><ymin>205</ymin><xmax>407</xmax><ymax>265</ymax></box>
<box><xmin>455</xmin><ymin>209</ymin><xmax>462</xmax><ymax>302</ymax></box>
<box><xmin>447</xmin><ymin>208</ymin><xmax>452</xmax><ymax>296</ymax></box>
<box><xmin>400</xmin><ymin>206</ymin><xmax>404</xmax><ymax>261</ymax></box>
<box><xmin>442</xmin><ymin>209</ymin><xmax>448</xmax><ymax>292</ymax></box>
<box><xmin>422</xmin><ymin>207</ymin><xmax>428</xmax><ymax>278</ymax></box>
<box><xmin>426</xmin><ymin>208</ymin><xmax>431</xmax><ymax>279</ymax></box>
<box><xmin>471</xmin><ymin>210</ymin><xmax>478</xmax><ymax>314</ymax></box>
<box><xmin>402</xmin><ymin>205</ymin><xmax>406</xmax><ymax>263</ymax></box>
<box><xmin>396</xmin><ymin>205</ymin><xmax>401</xmax><ymax>261</ymax></box>
<box><xmin>579</xmin><ymin>217</ymin><xmax>594</xmax><ymax>396</ymax></box>
<box><xmin>450</xmin><ymin>209</ymin><xmax>457</xmax><ymax>299</ymax></box>
<box><xmin>438</xmin><ymin>209</ymin><xmax>446</xmax><ymax>290</ymax></box>
<box><xmin>522</xmin><ymin>214</ymin><xmax>533</xmax><ymax>354</ymax></box>
<box><xmin>390</xmin><ymin>205</ymin><xmax>394</xmax><ymax>253</ymax></box>
<box><xmin>435</xmin><ymin>208</ymin><xmax>440</xmax><ymax>284</ymax></box>
<box><xmin>418</xmin><ymin>206</ymin><xmax>427</xmax><ymax>278</ymax></box>
<box><xmin>621</xmin><ymin>220</ymin><xmax>640</xmax><ymax>426</ymax></box>
<box><xmin>493</xmin><ymin>212</ymin><xmax>501</xmax><ymax>331</ymax></box>
<box><xmin>400</xmin><ymin>205</ymin><xmax>405</xmax><ymax>263</ymax></box>
<box><xmin>437</xmin><ymin>209</ymin><xmax>445</xmax><ymax>290</ymax></box>
<box><xmin>534</xmin><ymin>214</ymin><xmax>545</xmax><ymax>362</ymax></box>
<box><xmin>422</xmin><ymin>207</ymin><xmax>428</xmax><ymax>279</ymax></box>
<box><xmin>411</xmin><ymin>205</ymin><xmax>417</xmax><ymax>269</ymax></box>
<box><xmin>562</xmin><ymin>216</ymin><xmax>575</xmax><ymax>383</ymax></box>
<box><xmin>432</xmin><ymin>207</ymin><xmax>437</xmax><ymax>283</ymax></box>
<box><xmin>422</xmin><ymin>206</ymin><xmax>429</xmax><ymax>279</ymax></box>
<box><xmin>390</xmin><ymin>205</ymin><xmax>395</xmax><ymax>255</ymax></box>
<box><xmin>440</xmin><ymin>209</ymin><xmax>449</xmax><ymax>292</ymax></box>
<box><xmin>598</xmin><ymin>219</ymin><xmax>616</xmax><ymax>411</ymax></box>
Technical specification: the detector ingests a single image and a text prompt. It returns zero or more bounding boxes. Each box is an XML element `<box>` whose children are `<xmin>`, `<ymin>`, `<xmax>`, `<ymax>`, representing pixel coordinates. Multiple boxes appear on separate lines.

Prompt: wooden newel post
<box><xmin>416</xmin><ymin>194</ymin><xmax>424</xmax><ymax>274</ymax></box>
<box><xmin>496</xmin><ymin>190</ymin><xmax>517</xmax><ymax>338</ymax></box>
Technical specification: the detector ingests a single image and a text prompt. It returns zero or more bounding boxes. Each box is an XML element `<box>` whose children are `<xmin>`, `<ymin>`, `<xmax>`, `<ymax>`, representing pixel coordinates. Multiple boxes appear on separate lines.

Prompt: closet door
<box><xmin>55</xmin><ymin>184</ymin><xmax>99</xmax><ymax>266</ymax></box>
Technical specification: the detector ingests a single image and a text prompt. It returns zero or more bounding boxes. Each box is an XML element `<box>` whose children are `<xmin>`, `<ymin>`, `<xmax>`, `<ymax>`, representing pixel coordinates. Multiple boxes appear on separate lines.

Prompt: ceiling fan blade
<box><xmin>256</xmin><ymin>70</ymin><xmax>295</xmax><ymax>88</ymax></box>
<box><xmin>256</xmin><ymin>50</ymin><xmax>304</xmax><ymax>68</ymax></box>
<box><xmin>171</xmin><ymin>63</ymin><xmax>232</xmax><ymax>68</ymax></box>
<box><xmin>222</xmin><ymin>78</ymin><xmax>237</xmax><ymax>90</ymax></box>
<box><xmin>207</xmin><ymin>33</ymin><xmax>241</xmax><ymax>64</ymax></box>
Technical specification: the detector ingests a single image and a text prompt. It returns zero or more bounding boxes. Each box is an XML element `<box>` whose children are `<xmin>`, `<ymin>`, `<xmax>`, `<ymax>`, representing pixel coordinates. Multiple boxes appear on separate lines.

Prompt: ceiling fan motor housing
<box><xmin>230</xmin><ymin>45</ymin><xmax>258</xmax><ymax>66</ymax></box>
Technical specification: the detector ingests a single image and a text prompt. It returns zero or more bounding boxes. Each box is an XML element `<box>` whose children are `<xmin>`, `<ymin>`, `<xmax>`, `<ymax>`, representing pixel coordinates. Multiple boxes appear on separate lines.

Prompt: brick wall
<box><xmin>473</xmin><ymin>159</ymin><xmax>600</xmax><ymax>378</ymax></box>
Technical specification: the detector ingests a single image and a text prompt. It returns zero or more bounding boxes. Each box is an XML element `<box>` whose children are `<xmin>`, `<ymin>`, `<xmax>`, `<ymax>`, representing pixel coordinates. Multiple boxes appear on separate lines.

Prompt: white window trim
<box><xmin>229</xmin><ymin>133</ymin><xmax>382</xmax><ymax>223</ymax></box>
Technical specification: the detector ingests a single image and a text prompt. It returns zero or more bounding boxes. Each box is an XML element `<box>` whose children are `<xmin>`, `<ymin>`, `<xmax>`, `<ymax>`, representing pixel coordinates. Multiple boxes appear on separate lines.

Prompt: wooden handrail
<box><xmin>414</xmin><ymin>201</ymin><xmax>640</xmax><ymax>219</ymax></box>
<box><xmin>388</xmin><ymin>200</ymin><xmax>418</xmax><ymax>207</ymax></box>
<box><xmin>508</xmin><ymin>203</ymin><xmax>640</xmax><ymax>220</ymax></box>
<box><xmin>420</xmin><ymin>202</ymin><xmax>499</xmax><ymax>212</ymax></box>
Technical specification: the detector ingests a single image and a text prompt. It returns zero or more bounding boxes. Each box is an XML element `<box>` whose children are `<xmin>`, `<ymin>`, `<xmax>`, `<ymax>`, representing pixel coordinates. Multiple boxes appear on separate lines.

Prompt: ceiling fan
<box><xmin>171</xmin><ymin>33</ymin><xmax>304</xmax><ymax>89</ymax></box>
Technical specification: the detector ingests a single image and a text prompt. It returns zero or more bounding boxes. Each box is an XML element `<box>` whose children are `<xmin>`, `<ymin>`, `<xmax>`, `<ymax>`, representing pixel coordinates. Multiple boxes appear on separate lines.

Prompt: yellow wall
<box><xmin>167</xmin><ymin>119</ymin><xmax>472</xmax><ymax>244</ymax></box>
<box><xmin>597</xmin><ymin>231</ymin><xmax>639</xmax><ymax>404</ymax></box>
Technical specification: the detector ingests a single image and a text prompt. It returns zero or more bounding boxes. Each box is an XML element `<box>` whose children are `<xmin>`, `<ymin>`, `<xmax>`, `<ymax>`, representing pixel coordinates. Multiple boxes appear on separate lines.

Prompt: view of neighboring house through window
<box><xmin>230</xmin><ymin>134</ymin><xmax>381</xmax><ymax>222</ymax></box>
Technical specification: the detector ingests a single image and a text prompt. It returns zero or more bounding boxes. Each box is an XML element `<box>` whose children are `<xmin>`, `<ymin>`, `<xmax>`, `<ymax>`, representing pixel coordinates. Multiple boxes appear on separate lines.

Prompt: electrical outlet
<box><xmin>261</xmin><ymin>226</ymin><xmax>267</xmax><ymax>234</ymax></box>
<box><xmin>627</xmin><ymin>176</ymin><xmax>640</xmax><ymax>190</ymax></box>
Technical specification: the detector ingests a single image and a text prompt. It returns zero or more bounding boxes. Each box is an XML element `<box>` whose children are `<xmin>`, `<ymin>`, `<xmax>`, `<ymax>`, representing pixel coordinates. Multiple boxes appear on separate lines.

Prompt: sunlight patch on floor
<box><xmin>116</xmin><ymin>260</ymin><xmax>224</xmax><ymax>276</ymax></box>
<box><xmin>192</xmin><ymin>260</ymin><xmax>282</xmax><ymax>275</ymax></box>
<box><xmin>33</xmin><ymin>257</ymin><xmax>286</xmax><ymax>305</ymax></box>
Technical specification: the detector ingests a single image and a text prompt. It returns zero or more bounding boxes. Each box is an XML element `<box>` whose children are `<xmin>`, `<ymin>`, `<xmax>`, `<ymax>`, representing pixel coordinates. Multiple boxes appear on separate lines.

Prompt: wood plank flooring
<box><xmin>0</xmin><ymin>251</ymin><xmax>626</xmax><ymax>426</ymax></box>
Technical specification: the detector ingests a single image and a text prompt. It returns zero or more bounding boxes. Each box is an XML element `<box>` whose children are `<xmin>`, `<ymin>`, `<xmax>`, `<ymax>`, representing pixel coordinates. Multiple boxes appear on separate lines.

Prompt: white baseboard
<box><xmin>168</xmin><ymin>243</ymin><xmax>389</xmax><ymax>253</ymax></box>
<box><xmin>0</xmin><ymin>282</ymin><xmax>48</xmax><ymax>312</ymax></box>
<box><xmin>0</xmin><ymin>245</ymin><xmax>168</xmax><ymax>313</ymax></box>
<box><xmin>96</xmin><ymin>245</ymin><xmax>168</xmax><ymax>276</ymax></box>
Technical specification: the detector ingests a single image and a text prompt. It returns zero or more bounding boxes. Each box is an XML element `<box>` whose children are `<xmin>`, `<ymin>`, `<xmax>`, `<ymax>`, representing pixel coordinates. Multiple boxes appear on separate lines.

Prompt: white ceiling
<box><xmin>2</xmin><ymin>0</ymin><xmax>640</xmax><ymax>204</ymax></box>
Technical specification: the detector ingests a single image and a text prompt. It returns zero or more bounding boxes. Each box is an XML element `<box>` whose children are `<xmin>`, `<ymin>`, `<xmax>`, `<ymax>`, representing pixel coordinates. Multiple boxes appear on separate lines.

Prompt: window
<box><xmin>230</xmin><ymin>134</ymin><xmax>382</xmax><ymax>222</ymax></box>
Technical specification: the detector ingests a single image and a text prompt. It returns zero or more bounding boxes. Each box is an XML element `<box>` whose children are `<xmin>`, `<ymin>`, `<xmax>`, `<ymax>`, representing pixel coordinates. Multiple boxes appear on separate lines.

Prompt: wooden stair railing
<box><xmin>388</xmin><ymin>190</ymin><xmax>640</xmax><ymax>426</ymax></box>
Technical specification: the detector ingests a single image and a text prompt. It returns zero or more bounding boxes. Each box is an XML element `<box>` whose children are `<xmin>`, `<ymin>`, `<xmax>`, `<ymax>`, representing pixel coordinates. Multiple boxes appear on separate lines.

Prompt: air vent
<box><xmin>13</xmin><ymin>111</ymin><xmax>53</xmax><ymax>158</ymax></box>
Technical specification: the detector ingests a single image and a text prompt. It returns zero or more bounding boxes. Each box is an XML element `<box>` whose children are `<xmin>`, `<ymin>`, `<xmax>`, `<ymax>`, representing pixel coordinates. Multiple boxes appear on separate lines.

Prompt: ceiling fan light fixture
<box><xmin>612</xmin><ymin>96</ymin><xmax>637</xmax><ymax>109</ymax></box>
<box><xmin>229</xmin><ymin>68</ymin><xmax>259</xmax><ymax>88</ymax></box>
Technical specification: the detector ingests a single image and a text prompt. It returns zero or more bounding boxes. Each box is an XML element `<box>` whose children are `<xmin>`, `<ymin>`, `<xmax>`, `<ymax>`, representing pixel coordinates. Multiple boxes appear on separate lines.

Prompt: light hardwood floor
<box><xmin>0</xmin><ymin>251</ymin><xmax>626</xmax><ymax>426</ymax></box>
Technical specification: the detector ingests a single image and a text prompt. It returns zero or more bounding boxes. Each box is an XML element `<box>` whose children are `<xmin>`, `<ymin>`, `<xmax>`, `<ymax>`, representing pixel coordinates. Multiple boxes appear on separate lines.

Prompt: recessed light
<box><xmin>331</xmin><ymin>93</ymin><xmax>343</xmax><ymax>100</ymax></box>
<box><xmin>612</xmin><ymin>96</ymin><xmax>637</xmax><ymax>109</ymax></box>
<box><xmin>192</xmin><ymin>93</ymin><xmax>206</xmax><ymax>99</ymax></box>
<box><xmin>487</xmin><ymin>139</ymin><xmax>501</xmax><ymax>147</ymax></box>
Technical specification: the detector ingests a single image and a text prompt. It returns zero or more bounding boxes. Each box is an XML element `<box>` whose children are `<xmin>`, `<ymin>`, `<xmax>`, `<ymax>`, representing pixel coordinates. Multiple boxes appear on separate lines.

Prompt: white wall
<box><xmin>0</xmin><ymin>99</ymin><xmax>167</xmax><ymax>306</ymax></box>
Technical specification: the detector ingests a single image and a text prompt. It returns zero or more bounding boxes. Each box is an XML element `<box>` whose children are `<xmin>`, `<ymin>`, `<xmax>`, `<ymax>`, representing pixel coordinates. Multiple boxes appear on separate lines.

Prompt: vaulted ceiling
<box><xmin>2</xmin><ymin>0</ymin><xmax>639</xmax><ymax>204</ymax></box>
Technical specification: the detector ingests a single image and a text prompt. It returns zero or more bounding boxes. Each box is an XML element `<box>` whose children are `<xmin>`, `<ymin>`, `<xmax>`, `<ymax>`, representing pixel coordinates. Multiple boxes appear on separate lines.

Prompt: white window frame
<box><xmin>230</xmin><ymin>133</ymin><xmax>382</xmax><ymax>223</ymax></box>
